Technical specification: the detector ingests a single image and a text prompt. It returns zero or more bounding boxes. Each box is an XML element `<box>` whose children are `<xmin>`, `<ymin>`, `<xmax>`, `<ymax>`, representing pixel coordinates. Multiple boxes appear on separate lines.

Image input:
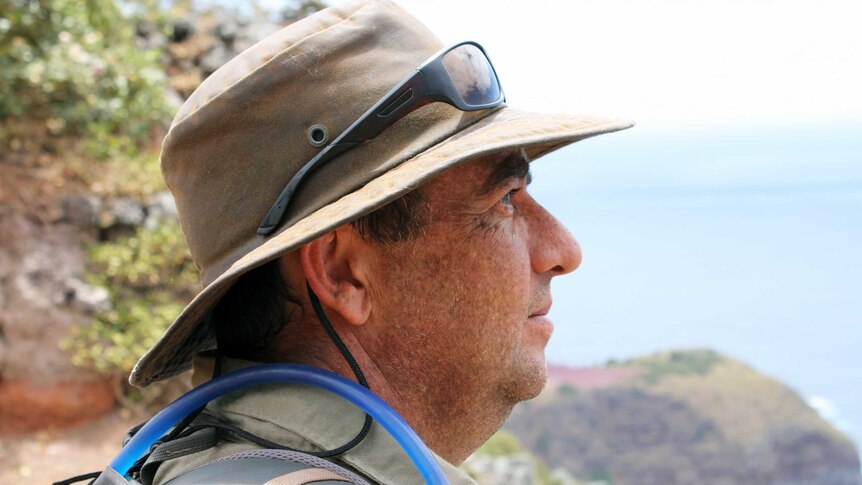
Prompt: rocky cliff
<box><xmin>501</xmin><ymin>350</ymin><xmax>861</xmax><ymax>484</ymax></box>
<box><xmin>0</xmin><ymin>3</ymin><xmax>303</xmax><ymax>431</ymax></box>
<box><xmin>0</xmin><ymin>155</ymin><xmax>117</xmax><ymax>430</ymax></box>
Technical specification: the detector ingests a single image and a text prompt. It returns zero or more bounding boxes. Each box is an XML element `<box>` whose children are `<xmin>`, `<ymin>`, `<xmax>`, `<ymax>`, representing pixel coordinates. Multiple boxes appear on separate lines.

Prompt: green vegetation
<box><xmin>646</xmin><ymin>355</ymin><xmax>850</xmax><ymax>447</ymax></box>
<box><xmin>470</xmin><ymin>430</ymin><xmax>577</xmax><ymax>485</ymax></box>
<box><xmin>620</xmin><ymin>348</ymin><xmax>723</xmax><ymax>382</ymax></box>
<box><xmin>0</xmin><ymin>0</ymin><xmax>173</xmax><ymax>158</ymax></box>
<box><xmin>19</xmin><ymin>0</ymin><xmax>332</xmax><ymax>383</ymax></box>
<box><xmin>85</xmin><ymin>149</ymin><xmax>166</xmax><ymax>199</ymax></box>
<box><xmin>0</xmin><ymin>0</ymin><xmax>198</xmax><ymax>379</ymax></box>
<box><xmin>590</xmin><ymin>469</ymin><xmax>613</xmax><ymax>483</ymax></box>
<box><xmin>63</xmin><ymin>220</ymin><xmax>198</xmax><ymax>373</ymax></box>
<box><xmin>505</xmin><ymin>350</ymin><xmax>860</xmax><ymax>484</ymax></box>
<box><xmin>476</xmin><ymin>429</ymin><xmax>525</xmax><ymax>456</ymax></box>
<box><xmin>558</xmin><ymin>383</ymin><xmax>579</xmax><ymax>395</ymax></box>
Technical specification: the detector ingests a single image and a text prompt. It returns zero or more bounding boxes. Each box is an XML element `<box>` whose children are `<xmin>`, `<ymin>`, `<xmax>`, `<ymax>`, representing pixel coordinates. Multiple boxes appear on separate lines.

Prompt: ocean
<box><xmin>531</xmin><ymin>118</ymin><xmax>862</xmax><ymax>455</ymax></box>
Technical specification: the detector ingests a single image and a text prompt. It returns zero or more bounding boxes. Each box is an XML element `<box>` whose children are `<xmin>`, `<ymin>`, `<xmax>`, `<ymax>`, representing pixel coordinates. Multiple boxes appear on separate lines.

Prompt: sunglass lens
<box><xmin>441</xmin><ymin>44</ymin><xmax>501</xmax><ymax>107</ymax></box>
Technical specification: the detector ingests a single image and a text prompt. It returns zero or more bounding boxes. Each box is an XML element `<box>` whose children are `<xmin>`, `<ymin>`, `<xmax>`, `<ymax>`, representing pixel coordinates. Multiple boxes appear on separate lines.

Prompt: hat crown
<box><xmin>162</xmin><ymin>0</ymin><xmax>482</xmax><ymax>284</ymax></box>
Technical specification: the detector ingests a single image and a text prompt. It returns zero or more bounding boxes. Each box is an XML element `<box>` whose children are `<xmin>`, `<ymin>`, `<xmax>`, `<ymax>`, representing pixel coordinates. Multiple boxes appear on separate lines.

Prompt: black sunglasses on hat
<box><xmin>257</xmin><ymin>41</ymin><xmax>506</xmax><ymax>236</ymax></box>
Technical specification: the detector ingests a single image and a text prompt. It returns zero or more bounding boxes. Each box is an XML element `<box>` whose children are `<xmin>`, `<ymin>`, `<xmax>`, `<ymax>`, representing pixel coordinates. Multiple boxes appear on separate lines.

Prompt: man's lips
<box><xmin>527</xmin><ymin>300</ymin><xmax>554</xmax><ymax>338</ymax></box>
<box><xmin>529</xmin><ymin>301</ymin><xmax>552</xmax><ymax>318</ymax></box>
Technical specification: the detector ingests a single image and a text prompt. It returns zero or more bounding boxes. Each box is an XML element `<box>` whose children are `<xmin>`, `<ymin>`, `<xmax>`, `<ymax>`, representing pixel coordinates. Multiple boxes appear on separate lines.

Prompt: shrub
<box><xmin>64</xmin><ymin>220</ymin><xmax>198</xmax><ymax>374</ymax></box>
<box><xmin>0</xmin><ymin>0</ymin><xmax>172</xmax><ymax>156</ymax></box>
<box><xmin>2</xmin><ymin>0</ymin><xmax>188</xmax><ymax>379</ymax></box>
<box><xmin>628</xmin><ymin>349</ymin><xmax>723</xmax><ymax>383</ymax></box>
<box><xmin>477</xmin><ymin>429</ymin><xmax>525</xmax><ymax>457</ymax></box>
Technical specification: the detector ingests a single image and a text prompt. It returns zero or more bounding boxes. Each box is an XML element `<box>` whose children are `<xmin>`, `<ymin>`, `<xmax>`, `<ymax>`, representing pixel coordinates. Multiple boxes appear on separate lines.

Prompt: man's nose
<box><xmin>527</xmin><ymin>201</ymin><xmax>582</xmax><ymax>276</ymax></box>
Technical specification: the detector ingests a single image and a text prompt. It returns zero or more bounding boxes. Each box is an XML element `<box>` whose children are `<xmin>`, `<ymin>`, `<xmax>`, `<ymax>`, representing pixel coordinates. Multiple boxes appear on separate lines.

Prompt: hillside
<box><xmin>0</xmin><ymin>0</ymin><xmax>310</xmax><ymax>430</ymax></box>
<box><xmin>503</xmin><ymin>350</ymin><xmax>861</xmax><ymax>484</ymax></box>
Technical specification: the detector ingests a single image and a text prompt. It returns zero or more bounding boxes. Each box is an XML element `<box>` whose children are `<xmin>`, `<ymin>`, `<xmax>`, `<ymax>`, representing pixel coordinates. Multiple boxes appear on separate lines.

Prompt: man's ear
<box><xmin>299</xmin><ymin>225</ymin><xmax>372</xmax><ymax>326</ymax></box>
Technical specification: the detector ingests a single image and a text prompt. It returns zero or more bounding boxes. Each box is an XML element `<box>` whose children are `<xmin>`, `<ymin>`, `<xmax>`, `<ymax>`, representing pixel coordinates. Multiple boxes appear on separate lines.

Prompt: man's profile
<box><xmin>113</xmin><ymin>1</ymin><xmax>632</xmax><ymax>483</ymax></box>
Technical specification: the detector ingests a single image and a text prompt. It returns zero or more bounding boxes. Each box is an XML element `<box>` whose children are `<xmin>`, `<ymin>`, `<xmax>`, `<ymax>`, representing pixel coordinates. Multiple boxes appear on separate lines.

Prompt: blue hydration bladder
<box><xmin>101</xmin><ymin>364</ymin><xmax>448</xmax><ymax>484</ymax></box>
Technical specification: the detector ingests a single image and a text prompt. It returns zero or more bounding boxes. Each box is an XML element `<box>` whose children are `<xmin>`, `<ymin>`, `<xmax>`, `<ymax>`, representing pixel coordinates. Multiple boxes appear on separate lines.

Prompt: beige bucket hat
<box><xmin>130</xmin><ymin>0</ymin><xmax>633</xmax><ymax>387</ymax></box>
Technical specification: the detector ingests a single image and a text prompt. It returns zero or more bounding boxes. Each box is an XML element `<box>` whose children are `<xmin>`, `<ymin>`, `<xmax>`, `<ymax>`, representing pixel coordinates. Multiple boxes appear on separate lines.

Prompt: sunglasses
<box><xmin>257</xmin><ymin>41</ymin><xmax>506</xmax><ymax>236</ymax></box>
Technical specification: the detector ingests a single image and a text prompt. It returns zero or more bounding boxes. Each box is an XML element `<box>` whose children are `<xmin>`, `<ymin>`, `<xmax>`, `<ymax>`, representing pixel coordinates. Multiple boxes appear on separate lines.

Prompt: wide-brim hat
<box><xmin>130</xmin><ymin>0</ymin><xmax>633</xmax><ymax>387</ymax></box>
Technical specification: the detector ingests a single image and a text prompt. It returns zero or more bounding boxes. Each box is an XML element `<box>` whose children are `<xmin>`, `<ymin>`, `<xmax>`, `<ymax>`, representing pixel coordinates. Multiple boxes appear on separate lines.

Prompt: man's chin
<box><xmin>502</xmin><ymin>352</ymin><xmax>548</xmax><ymax>403</ymax></box>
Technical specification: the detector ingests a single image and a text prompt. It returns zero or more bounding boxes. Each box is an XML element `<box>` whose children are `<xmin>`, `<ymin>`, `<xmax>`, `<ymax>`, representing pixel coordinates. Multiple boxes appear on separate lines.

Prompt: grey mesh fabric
<box><xmin>164</xmin><ymin>457</ymin><xmax>340</xmax><ymax>484</ymax></box>
<box><xmin>214</xmin><ymin>450</ymin><xmax>370</xmax><ymax>484</ymax></box>
<box><xmin>163</xmin><ymin>451</ymin><xmax>367</xmax><ymax>485</ymax></box>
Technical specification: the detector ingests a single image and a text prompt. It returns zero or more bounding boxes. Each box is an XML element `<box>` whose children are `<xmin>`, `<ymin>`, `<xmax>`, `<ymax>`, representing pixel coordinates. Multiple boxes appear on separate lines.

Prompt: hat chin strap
<box><xmin>305</xmin><ymin>282</ymin><xmax>374</xmax><ymax>454</ymax></box>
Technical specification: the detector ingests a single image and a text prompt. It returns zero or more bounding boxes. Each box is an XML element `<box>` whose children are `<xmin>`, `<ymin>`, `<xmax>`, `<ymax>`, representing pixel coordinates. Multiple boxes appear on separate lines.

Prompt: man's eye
<box><xmin>499</xmin><ymin>189</ymin><xmax>519</xmax><ymax>206</ymax></box>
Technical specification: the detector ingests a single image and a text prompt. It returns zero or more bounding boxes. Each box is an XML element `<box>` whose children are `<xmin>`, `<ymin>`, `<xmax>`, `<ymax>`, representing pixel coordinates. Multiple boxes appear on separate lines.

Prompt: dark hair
<box><xmin>213</xmin><ymin>189</ymin><xmax>427</xmax><ymax>360</ymax></box>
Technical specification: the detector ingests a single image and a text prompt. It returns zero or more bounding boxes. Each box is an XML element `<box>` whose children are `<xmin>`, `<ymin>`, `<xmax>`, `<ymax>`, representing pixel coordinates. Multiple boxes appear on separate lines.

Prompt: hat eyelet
<box><xmin>306</xmin><ymin>124</ymin><xmax>329</xmax><ymax>147</ymax></box>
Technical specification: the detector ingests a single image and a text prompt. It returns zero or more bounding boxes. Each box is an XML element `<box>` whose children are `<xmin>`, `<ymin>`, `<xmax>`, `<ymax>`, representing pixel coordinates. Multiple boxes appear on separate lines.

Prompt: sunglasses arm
<box><xmin>257</xmin><ymin>71</ymin><xmax>432</xmax><ymax>236</ymax></box>
<box><xmin>257</xmin><ymin>142</ymin><xmax>357</xmax><ymax>235</ymax></box>
<box><xmin>338</xmin><ymin>71</ymin><xmax>432</xmax><ymax>144</ymax></box>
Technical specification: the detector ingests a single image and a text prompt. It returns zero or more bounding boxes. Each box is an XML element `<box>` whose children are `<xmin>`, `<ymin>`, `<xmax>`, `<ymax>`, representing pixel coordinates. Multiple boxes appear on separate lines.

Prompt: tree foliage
<box><xmin>0</xmin><ymin>0</ymin><xmax>172</xmax><ymax>156</ymax></box>
<box><xmin>5</xmin><ymin>0</ymin><xmax>325</xmax><ymax>381</ymax></box>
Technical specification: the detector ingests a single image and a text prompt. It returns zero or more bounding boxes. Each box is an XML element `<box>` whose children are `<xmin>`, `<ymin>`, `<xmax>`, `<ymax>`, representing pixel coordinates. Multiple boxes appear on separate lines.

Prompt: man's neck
<box><xmin>272</xmin><ymin>321</ymin><xmax>513</xmax><ymax>465</ymax></box>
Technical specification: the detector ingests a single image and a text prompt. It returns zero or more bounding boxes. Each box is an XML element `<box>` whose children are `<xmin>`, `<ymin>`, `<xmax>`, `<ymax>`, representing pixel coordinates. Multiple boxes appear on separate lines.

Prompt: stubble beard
<box><xmin>497</xmin><ymin>339</ymin><xmax>549</xmax><ymax>405</ymax></box>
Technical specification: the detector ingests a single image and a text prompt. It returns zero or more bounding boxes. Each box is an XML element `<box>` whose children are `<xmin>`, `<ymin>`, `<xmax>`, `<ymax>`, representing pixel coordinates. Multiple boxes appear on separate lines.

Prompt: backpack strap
<box><xmin>263</xmin><ymin>468</ymin><xmax>349</xmax><ymax>485</ymax></box>
<box><xmin>163</xmin><ymin>450</ymin><xmax>371</xmax><ymax>485</ymax></box>
<box><xmin>132</xmin><ymin>411</ymin><xmax>373</xmax><ymax>485</ymax></box>
<box><xmin>139</xmin><ymin>427</ymin><xmax>220</xmax><ymax>485</ymax></box>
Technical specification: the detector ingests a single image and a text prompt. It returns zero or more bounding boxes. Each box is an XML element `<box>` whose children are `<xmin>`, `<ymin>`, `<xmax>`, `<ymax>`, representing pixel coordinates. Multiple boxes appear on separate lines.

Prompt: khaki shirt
<box><xmin>153</xmin><ymin>355</ymin><xmax>477</xmax><ymax>485</ymax></box>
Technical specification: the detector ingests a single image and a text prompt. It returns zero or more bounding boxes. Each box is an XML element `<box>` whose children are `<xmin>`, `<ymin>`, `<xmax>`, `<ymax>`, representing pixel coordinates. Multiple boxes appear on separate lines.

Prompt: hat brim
<box><xmin>130</xmin><ymin>107</ymin><xmax>633</xmax><ymax>387</ymax></box>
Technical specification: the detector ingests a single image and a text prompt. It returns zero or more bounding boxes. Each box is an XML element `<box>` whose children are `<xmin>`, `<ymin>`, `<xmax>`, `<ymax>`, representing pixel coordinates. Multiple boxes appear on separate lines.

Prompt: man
<box><xmin>125</xmin><ymin>1</ymin><xmax>631</xmax><ymax>483</ymax></box>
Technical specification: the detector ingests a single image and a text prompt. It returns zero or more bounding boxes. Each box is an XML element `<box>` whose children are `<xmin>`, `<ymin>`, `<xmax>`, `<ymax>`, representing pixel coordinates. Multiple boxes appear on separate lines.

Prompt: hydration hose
<box><xmin>106</xmin><ymin>364</ymin><xmax>448</xmax><ymax>484</ymax></box>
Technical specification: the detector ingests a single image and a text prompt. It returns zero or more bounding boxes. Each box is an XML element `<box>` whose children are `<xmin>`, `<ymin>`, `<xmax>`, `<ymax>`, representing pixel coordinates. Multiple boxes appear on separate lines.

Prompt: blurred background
<box><xmin>0</xmin><ymin>0</ymin><xmax>859</xmax><ymax>483</ymax></box>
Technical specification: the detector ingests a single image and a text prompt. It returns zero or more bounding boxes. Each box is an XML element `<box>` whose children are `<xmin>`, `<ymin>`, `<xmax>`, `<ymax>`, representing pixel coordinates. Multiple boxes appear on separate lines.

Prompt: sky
<box><xmin>396</xmin><ymin>0</ymin><xmax>862</xmax><ymax>125</ymax></box>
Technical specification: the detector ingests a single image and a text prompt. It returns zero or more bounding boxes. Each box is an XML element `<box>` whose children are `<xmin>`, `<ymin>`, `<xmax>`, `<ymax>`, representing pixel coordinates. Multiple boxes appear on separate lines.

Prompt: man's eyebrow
<box><xmin>477</xmin><ymin>150</ymin><xmax>532</xmax><ymax>198</ymax></box>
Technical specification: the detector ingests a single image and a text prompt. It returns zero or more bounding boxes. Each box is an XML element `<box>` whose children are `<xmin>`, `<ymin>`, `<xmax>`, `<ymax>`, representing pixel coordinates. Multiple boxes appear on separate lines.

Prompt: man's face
<box><xmin>360</xmin><ymin>150</ymin><xmax>581</xmax><ymax>407</ymax></box>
